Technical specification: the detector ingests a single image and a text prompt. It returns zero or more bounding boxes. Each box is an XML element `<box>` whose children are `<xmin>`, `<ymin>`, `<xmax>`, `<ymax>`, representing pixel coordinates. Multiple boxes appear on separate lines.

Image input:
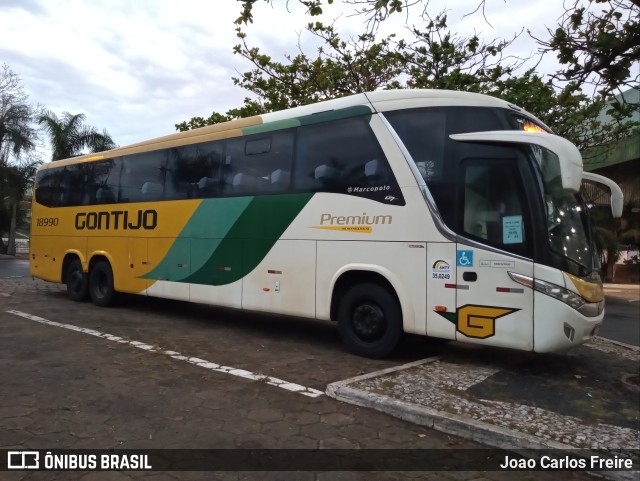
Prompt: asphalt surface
<box><xmin>599</xmin><ymin>289</ymin><xmax>640</xmax><ymax>346</ymax></box>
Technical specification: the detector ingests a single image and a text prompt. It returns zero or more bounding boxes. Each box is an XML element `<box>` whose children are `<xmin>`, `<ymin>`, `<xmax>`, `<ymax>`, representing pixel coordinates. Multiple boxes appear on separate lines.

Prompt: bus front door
<box><xmin>454</xmin><ymin>245</ymin><xmax>534</xmax><ymax>350</ymax></box>
<box><xmin>453</xmin><ymin>156</ymin><xmax>535</xmax><ymax>350</ymax></box>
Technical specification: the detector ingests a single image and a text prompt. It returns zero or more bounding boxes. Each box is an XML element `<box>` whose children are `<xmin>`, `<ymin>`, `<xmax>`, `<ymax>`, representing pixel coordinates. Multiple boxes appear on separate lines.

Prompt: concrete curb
<box><xmin>595</xmin><ymin>336</ymin><xmax>640</xmax><ymax>351</ymax></box>
<box><xmin>326</xmin><ymin>358</ymin><xmax>638</xmax><ymax>481</ymax></box>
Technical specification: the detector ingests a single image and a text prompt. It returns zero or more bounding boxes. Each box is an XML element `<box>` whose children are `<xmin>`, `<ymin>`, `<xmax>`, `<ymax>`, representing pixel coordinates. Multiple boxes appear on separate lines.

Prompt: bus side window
<box><xmin>293</xmin><ymin>117</ymin><xmax>392</xmax><ymax>194</ymax></box>
<box><xmin>461</xmin><ymin>159</ymin><xmax>530</xmax><ymax>256</ymax></box>
<box><xmin>221</xmin><ymin>132</ymin><xmax>293</xmax><ymax>196</ymax></box>
<box><xmin>58</xmin><ymin>165</ymin><xmax>85</xmax><ymax>206</ymax></box>
<box><xmin>87</xmin><ymin>159</ymin><xmax>120</xmax><ymax>205</ymax></box>
<box><xmin>168</xmin><ymin>141</ymin><xmax>224</xmax><ymax>199</ymax></box>
<box><xmin>35</xmin><ymin>169</ymin><xmax>62</xmax><ymax>207</ymax></box>
<box><xmin>120</xmin><ymin>150</ymin><xmax>167</xmax><ymax>203</ymax></box>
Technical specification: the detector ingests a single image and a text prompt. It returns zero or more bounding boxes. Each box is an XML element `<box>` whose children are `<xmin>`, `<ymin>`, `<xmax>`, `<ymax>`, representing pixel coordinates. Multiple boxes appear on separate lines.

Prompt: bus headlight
<box><xmin>508</xmin><ymin>272</ymin><xmax>586</xmax><ymax>311</ymax></box>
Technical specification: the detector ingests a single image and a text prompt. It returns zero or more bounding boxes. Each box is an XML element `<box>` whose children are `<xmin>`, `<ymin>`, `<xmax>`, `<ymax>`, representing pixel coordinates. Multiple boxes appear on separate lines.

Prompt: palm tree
<box><xmin>38</xmin><ymin>111</ymin><xmax>116</xmax><ymax>161</ymax></box>
<box><xmin>0</xmin><ymin>157</ymin><xmax>40</xmax><ymax>255</ymax></box>
<box><xmin>0</xmin><ymin>65</ymin><xmax>37</xmax><ymax>165</ymax></box>
<box><xmin>0</xmin><ymin>104</ymin><xmax>37</xmax><ymax>165</ymax></box>
<box><xmin>0</xmin><ymin>64</ymin><xmax>39</xmax><ymax>255</ymax></box>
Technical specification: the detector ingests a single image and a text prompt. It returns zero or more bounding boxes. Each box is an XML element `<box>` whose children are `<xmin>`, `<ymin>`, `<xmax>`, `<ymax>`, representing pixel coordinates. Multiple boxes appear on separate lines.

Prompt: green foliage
<box><xmin>0</xmin><ymin>158</ymin><xmax>39</xmax><ymax>253</ymax></box>
<box><xmin>533</xmin><ymin>0</ymin><xmax>639</xmax><ymax>103</ymax></box>
<box><xmin>38</xmin><ymin>111</ymin><xmax>117</xmax><ymax>161</ymax></box>
<box><xmin>0</xmin><ymin>64</ymin><xmax>40</xmax><ymax>255</ymax></box>
<box><xmin>236</xmin><ymin>0</ymin><xmax>336</xmax><ymax>26</ymax></box>
<box><xmin>399</xmin><ymin>12</ymin><xmax>524</xmax><ymax>92</ymax></box>
<box><xmin>179</xmin><ymin>0</ymin><xmax>638</xmax><ymax>151</ymax></box>
<box><xmin>0</xmin><ymin>64</ymin><xmax>38</xmax><ymax>165</ymax></box>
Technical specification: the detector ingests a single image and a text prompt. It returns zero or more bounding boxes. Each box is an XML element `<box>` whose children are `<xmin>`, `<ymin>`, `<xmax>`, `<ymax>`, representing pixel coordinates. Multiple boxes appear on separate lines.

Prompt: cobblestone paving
<box><xmin>353</xmin><ymin>342</ymin><xmax>639</xmax><ymax>450</ymax></box>
<box><xmin>0</xmin><ymin>276</ymin><xmax>602</xmax><ymax>480</ymax></box>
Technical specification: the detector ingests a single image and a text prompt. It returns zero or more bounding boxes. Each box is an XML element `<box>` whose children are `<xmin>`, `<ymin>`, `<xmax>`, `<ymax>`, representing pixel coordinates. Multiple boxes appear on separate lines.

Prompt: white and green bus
<box><xmin>30</xmin><ymin>89</ymin><xmax>622</xmax><ymax>357</ymax></box>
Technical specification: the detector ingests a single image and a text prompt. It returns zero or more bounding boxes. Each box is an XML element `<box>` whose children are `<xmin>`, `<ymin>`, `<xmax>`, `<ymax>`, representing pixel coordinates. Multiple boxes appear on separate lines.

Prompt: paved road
<box><xmin>600</xmin><ymin>291</ymin><xmax>640</xmax><ymax>346</ymax></box>
<box><xmin>0</xmin><ymin>276</ymin><xmax>596</xmax><ymax>481</ymax></box>
<box><xmin>0</xmin><ymin>257</ymin><xmax>29</xmax><ymax>279</ymax></box>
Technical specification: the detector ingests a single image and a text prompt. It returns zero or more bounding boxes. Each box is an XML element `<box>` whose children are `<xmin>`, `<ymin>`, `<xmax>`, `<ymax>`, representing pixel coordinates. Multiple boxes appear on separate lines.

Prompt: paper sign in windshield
<box><xmin>502</xmin><ymin>215</ymin><xmax>523</xmax><ymax>244</ymax></box>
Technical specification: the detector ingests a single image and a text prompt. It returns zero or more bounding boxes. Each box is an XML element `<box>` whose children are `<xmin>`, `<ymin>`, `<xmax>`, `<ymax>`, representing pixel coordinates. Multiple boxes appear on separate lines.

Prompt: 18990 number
<box><xmin>36</xmin><ymin>217</ymin><xmax>59</xmax><ymax>227</ymax></box>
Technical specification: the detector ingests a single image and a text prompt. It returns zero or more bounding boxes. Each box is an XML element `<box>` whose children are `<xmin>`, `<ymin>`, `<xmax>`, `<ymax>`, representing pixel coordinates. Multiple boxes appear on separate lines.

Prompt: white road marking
<box><xmin>6</xmin><ymin>310</ymin><xmax>323</xmax><ymax>398</ymax></box>
<box><xmin>0</xmin><ymin>293</ymin><xmax>10</xmax><ymax>297</ymax></box>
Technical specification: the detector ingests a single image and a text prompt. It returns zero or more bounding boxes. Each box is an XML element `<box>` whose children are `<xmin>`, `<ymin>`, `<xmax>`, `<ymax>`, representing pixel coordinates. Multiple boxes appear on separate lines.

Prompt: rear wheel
<box><xmin>89</xmin><ymin>260</ymin><xmax>116</xmax><ymax>307</ymax></box>
<box><xmin>66</xmin><ymin>258</ymin><xmax>88</xmax><ymax>302</ymax></box>
<box><xmin>337</xmin><ymin>283</ymin><xmax>402</xmax><ymax>358</ymax></box>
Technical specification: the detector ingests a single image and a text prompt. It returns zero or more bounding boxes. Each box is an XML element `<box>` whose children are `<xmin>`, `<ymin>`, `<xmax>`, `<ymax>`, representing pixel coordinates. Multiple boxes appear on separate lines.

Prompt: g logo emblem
<box><xmin>436</xmin><ymin>305</ymin><xmax>519</xmax><ymax>339</ymax></box>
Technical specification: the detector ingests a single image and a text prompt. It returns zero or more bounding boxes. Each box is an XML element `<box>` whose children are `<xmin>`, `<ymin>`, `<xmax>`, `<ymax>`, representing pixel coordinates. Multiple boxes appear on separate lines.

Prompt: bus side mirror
<box><xmin>581</xmin><ymin>172</ymin><xmax>624</xmax><ymax>218</ymax></box>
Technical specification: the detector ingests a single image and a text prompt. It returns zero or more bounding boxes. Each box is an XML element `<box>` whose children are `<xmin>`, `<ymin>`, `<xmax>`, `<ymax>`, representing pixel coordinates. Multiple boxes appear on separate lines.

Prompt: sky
<box><xmin>0</xmin><ymin>0</ymin><xmax>569</xmax><ymax>162</ymax></box>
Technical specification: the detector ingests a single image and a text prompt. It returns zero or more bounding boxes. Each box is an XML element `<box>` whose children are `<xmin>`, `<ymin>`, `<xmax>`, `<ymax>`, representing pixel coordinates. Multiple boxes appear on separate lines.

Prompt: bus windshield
<box><xmin>534</xmin><ymin>146</ymin><xmax>594</xmax><ymax>271</ymax></box>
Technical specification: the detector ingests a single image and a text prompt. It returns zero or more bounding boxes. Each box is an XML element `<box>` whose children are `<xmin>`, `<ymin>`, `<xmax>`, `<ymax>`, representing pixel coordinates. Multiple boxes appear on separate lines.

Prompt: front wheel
<box><xmin>89</xmin><ymin>260</ymin><xmax>116</xmax><ymax>307</ymax></box>
<box><xmin>337</xmin><ymin>283</ymin><xmax>403</xmax><ymax>358</ymax></box>
<box><xmin>66</xmin><ymin>258</ymin><xmax>88</xmax><ymax>302</ymax></box>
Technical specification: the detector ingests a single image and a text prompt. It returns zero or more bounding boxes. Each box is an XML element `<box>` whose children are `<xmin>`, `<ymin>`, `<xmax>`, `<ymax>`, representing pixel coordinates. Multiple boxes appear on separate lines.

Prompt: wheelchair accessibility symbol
<box><xmin>457</xmin><ymin>250</ymin><xmax>473</xmax><ymax>267</ymax></box>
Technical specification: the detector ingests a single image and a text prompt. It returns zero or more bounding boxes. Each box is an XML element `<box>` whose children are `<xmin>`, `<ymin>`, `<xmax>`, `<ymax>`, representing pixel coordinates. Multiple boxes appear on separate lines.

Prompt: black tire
<box><xmin>89</xmin><ymin>260</ymin><xmax>116</xmax><ymax>307</ymax></box>
<box><xmin>337</xmin><ymin>283</ymin><xmax>403</xmax><ymax>358</ymax></box>
<box><xmin>66</xmin><ymin>258</ymin><xmax>88</xmax><ymax>302</ymax></box>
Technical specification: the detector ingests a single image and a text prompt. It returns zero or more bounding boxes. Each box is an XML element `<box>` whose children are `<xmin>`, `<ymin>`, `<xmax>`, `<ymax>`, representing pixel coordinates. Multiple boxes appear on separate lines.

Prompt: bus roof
<box><xmin>41</xmin><ymin>89</ymin><xmax>547</xmax><ymax>169</ymax></box>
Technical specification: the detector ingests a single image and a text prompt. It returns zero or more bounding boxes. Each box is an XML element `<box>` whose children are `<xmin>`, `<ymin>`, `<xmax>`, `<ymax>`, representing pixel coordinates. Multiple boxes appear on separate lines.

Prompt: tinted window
<box><xmin>168</xmin><ymin>142</ymin><xmax>224</xmax><ymax>199</ymax></box>
<box><xmin>35</xmin><ymin>168</ymin><xmax>61</xmax><ymax>207</ymax></box>
<box><xmin>384</xmin><ymin>110</ymin><xmax>446</xmax><ymax>182</ymax></box>
<box><xmin>84</xmin><ymin>158</ymin><xmax>121</xmax><ymax>205</ymax></box>
<box><xmin>385</xmin><ymin>107</ymin><xmax>506</xmax><ymax>227</ymax></box>
<box><xmin>293</xmin><ymin>117</ymin><xmax>402</xmax><ymax>204</ymax></box>
<box><xmin>461</xmin><ymin>159</ymin><xmax>531</xmax><ymax>257</ymax></box>
<box><xmin>222</xmin><ymin>131</ymin><xmax>294</xmax><ymax>196</ymax></box>
<box><xmin>120</xmin><ymin>150</ymin><xmax>167</xmax><ymax>203</ymax></box>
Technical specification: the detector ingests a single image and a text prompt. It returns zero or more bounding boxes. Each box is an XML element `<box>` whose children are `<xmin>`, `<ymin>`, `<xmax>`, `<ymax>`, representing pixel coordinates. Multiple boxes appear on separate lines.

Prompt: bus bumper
<box><xmin>533</xmin><ymin>291</ymin><xmax>604</xmax><ymax>352</ymax></box>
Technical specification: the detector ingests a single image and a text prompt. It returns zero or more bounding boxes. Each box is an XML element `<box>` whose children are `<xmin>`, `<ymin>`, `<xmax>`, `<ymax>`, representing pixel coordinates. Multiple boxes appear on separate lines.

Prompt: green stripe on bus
<box><xmin>142</xmin><ymin>197</ymin><xmax>252</xmax><ymax>282</ymax></box>
<box><xmin>184</xmin><ymin>193</ymin><xmax>313</xmax><ymax>285</ymax></box>
<box><xmin>242</xmin><ymin>119</ymin><xmax>301</xmax><ymax>135</ymax></box>
<box><xmin>241</xmin><ymin>105</ymin><xmax>373</xmax><ymax>136</ymax></box>
<box><xmin>144</xmin><ymin>193</ymin><xmax>313</xmax><ymax>286</ymax></box>
<box><xmin>298</xmin><ymin>105</ymin><xmax>372</xmax><ymax>125</ymax></box>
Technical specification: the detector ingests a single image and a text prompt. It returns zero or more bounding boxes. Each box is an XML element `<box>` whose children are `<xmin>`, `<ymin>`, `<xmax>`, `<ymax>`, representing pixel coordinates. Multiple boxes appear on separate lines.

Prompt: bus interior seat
<box><xmin>197</xmin><ymin>177</ymin><xmax>218</xmax><ymax>196</ymax></box>
<box><xmin>141</xmin><ymin>182</ymin><xmax>163</xmax><ymax>199</ymax></box>
<box><xmin>464</xmin><ymin>188</ymin><xmax>491</xmax><ymax>239</ymax></box>
<box><xmin>174</xmin><ymin>181</ymin><xmax>195</xmax><ymax>199</ymax></box>
<box><xmin>365</xmin><ymin>159</ymin><xmax>387</xmax><ymax>184</ymax></box>
<box><xmin>96</xmin><ymin>187</ymin><xmax>115</xmax><ymax>204</ymax></box>
<box><xmin>270</xmin><ymin>169</ymin><xmax>290</xmax><ymax>189</ymax></box>
<box><xmin>232</xmin><ymin>173</ymin><xmax>267</xmax><ymax>193</ymax></box>
<box><xmin>314</xmin><ymin>164</ymin><xmax>340</xmax><ymax>190</ymax></box>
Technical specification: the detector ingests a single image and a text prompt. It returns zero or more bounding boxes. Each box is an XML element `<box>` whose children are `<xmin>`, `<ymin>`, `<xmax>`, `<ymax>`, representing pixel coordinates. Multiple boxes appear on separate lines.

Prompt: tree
<box><xmin>398</xmin><ymin>11</ymin><xmax>525</xmax><ymax>91</ymax></box>
<box><xmin>236</xmin><ymin>0</ymin><xmax>431</xmax><ymax>28</ymax></box>
<box><xmin>177</xmin><ymin>20</ymin><xmax>403</xmax><ymax>131</ymax></box>
<box><xmin>0</xmin><ymin>157</ymin><xmax>39</xmax><ymax>255</ymax></box>
<box><xmin>0</xmin><ymin>64</ymin><xmax>37</xmax><ymax>166</ymax></box>
<box><xmin>180</xmin><ymin>0</ymin><xmax>637</xmax><ymax>151</ymax></box>
<box><xmin>0</xmin><ymin>64</ymin><xmax>39</xmax><ymax>256</ymax></box>
<box><xmin>178</xmin><ymin>9</ymin><xmax>522</xmax><ymax>129</ymax></box>
<box><xmin>38</xmin><ymin>111</ymin><xmax>116</xmax><ymax>161</ymax></box>
<box><xmin>532</xmin><ymin>0</ymin><xmax>639</xmax><ymax>102</ymax></box>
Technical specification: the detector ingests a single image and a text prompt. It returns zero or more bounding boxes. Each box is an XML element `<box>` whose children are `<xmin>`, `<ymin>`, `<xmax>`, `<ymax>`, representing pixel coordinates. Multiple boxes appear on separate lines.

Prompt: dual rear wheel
<box><xmin>65</xmin><ymin>258</ymin><xmax>115</xmax><ymax>307</ymax></box>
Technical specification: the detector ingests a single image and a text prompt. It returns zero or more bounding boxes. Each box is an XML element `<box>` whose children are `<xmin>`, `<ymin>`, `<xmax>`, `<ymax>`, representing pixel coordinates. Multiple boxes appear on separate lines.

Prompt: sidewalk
<box><xmin>328</xmin><ymin>338</ymin><xmax>639</xmax><ymax>479</ymax></box>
